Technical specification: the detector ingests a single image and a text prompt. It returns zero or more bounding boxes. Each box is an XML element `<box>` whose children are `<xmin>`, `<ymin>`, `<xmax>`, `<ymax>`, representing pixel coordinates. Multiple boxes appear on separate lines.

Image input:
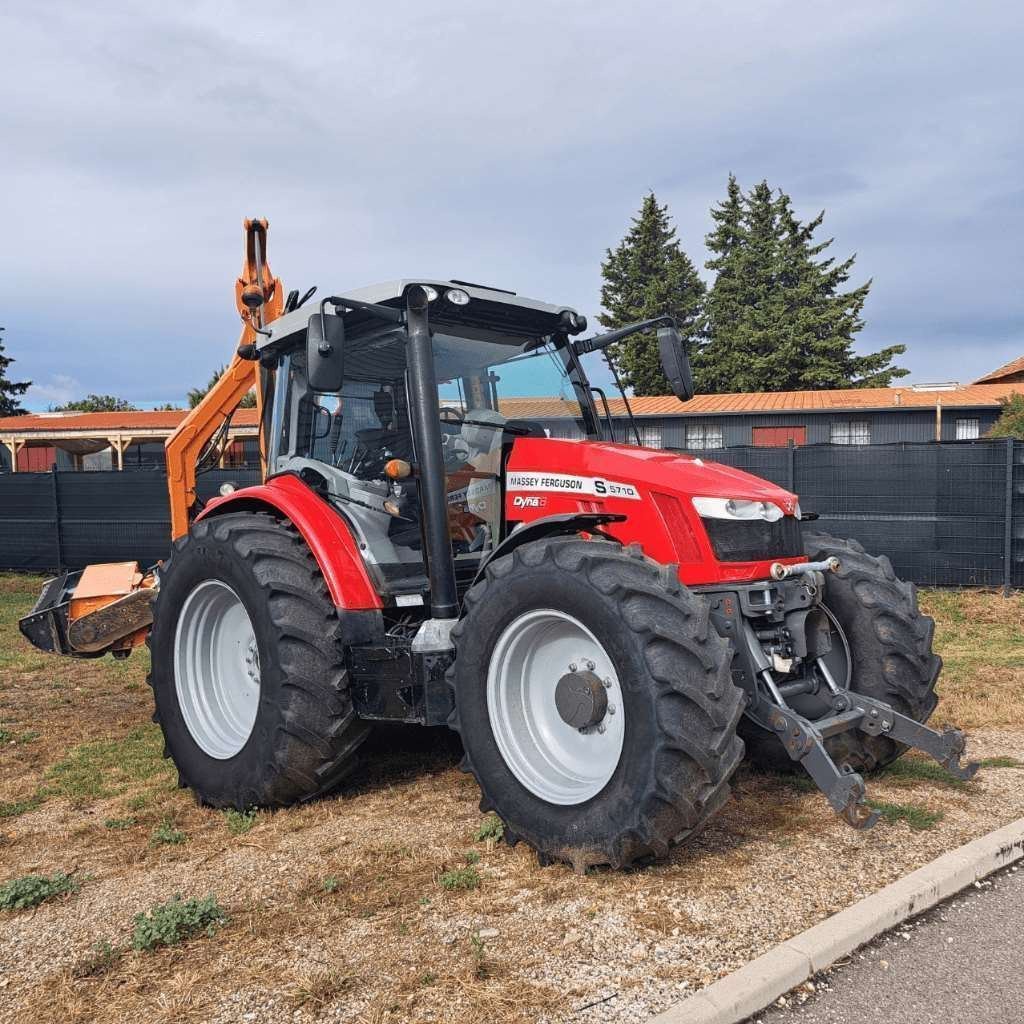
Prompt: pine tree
<box><xmin>696</xmin><ymin>177</ymin><xmax>907</xmax><ymax>393</ymax></box>
<box><xmin>598</xmin><ymin>193</ymin><xmax>706</xmax><ymax>395</ymax></box>
<box><xmin>0</xmin><ymin>328</ymin><xmax>31</xmax><ymax>416</ymax></box>
<box><xmin>188</xmin><ymin>367</ymin><xmax>257</xmax><ymax>409</ymax></box>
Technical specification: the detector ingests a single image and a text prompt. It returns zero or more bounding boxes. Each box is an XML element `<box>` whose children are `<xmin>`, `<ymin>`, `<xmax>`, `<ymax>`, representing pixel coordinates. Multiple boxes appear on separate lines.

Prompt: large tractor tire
<box><xmin>448</xmin><ymin>537</ymin><xmax>745</xmax><ymax>871</ymax></box>
<box><xmin>148</xmin><ymin>512</ymin><xmax>371</xmax><ymax>809</ymax></box>
<box><xmin>740</xmin><ymin>531</ymin><xmax>941</xmax><ymax>774</ymax></box>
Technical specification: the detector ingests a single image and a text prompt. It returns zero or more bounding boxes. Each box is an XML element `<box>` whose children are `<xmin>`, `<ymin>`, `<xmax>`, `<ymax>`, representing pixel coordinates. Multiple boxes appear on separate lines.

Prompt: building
<box><xmin>506</xmin><ymin>379</ymin><xmax>1022</xmax><ymax>449</ymax></box>
<box><xmin>0</xmin><ymin>409</ymin><xmax>259</xmax><ymax>472</ymax></box>
<box><xmin>1</xmin><ymin>366</ymin><xmax>1020</xmax><ymax>471</ymax></box>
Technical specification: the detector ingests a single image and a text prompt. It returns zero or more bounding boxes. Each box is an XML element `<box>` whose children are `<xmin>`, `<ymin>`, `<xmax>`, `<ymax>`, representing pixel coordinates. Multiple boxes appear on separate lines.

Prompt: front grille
<box><xmin>702</xmin><ymin>515</ymin><xmax>803</xmax><ymax>562</ymax></box>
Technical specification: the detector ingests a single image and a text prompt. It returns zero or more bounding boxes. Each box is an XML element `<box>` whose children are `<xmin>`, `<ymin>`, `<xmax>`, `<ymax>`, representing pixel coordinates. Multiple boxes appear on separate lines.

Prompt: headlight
<box><xmin>445</xmin><ymin>287</ymin><xmax>470</xmax><ymax>306</ymax></box>
<box><xmin>692</xmin><ymin>497</ymin><xmax>785</xmax><ymax>522</ymax></box>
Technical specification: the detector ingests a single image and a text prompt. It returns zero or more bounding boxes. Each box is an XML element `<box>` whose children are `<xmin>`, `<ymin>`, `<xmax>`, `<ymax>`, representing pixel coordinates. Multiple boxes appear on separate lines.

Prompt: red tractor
<box><xmin>21</xmin><ymin>223</ymin><xmax>976</xmax><ymax>871</ymax></box>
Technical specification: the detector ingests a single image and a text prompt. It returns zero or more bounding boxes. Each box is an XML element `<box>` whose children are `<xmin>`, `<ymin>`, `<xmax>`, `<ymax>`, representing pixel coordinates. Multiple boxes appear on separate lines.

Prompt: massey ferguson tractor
<box><xmin>20</xmin><ymin>220</ymin><xmax>977</xmax><ymax>871</ymax></box>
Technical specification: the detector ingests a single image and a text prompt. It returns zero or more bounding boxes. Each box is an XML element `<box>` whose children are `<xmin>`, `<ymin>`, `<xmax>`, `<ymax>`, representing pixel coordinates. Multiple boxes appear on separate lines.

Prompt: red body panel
<box><xmin>504</xmin><ymin>438</ymin><xmax>805</xmax><ymax>586</ymax></box>
<box><xmin>196</xmin><ymin>475</ymin><xmax>382</xmax><ymax>610</ymax></box>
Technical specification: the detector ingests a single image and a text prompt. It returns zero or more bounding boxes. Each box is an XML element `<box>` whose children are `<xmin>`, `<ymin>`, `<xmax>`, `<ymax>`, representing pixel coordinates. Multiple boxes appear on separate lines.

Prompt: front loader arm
<box><xmin>165</xmin><ymin>218</ymin><xmax>284</xmax><ymax>538</ymax></box>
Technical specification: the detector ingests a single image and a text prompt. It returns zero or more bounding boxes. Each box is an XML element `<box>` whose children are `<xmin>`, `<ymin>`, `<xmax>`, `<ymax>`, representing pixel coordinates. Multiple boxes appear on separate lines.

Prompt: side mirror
<box><xmin>306</xmin><ymin>312</ymin><xmax>345</xmax><ymax>392</ymax></box>
<box><xmin>658</xmin><ymin>325</ymin><xmax>694</xmax><ymax>402</ymax></box>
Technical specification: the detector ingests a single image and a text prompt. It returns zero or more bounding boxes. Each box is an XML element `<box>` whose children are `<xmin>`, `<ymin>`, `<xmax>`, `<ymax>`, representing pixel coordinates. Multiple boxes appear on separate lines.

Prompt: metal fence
<box><xmin>0</xmin><ymin>441</ymin><xmax>1022</xmax><ymax>588</ymax></box>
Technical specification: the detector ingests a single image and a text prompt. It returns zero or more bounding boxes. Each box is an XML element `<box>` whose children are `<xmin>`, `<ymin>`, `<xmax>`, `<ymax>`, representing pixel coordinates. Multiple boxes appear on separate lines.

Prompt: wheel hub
<box><xmin>554</xmin><ymin>670</ymin><xmax>608</xmax><ymax>730</ymax></box>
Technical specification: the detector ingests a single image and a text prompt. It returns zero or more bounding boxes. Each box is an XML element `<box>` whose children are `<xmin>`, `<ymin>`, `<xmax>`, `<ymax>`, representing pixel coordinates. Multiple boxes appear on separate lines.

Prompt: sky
<box><xmin>1</xmin><ymin>1</ymin><xmax>1021</xmax><ymax>410</ymax></box>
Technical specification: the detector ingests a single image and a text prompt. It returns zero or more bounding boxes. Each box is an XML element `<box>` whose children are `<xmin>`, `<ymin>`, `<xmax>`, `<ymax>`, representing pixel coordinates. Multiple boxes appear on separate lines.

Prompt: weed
<box><xmin>420</xmin><ymin>971</ymin><xmax>437</xmax><ymax>986</ymax></box>
<box><xmin>882</xmin><ymin>756</ymin><xmax>969</xmax><ymax>789</ymax></box>
<box><xmin>0</xmin><ymin>871</ymin><xmax>78</xmax><ymax>911</ymax></box>
<box><xmin>978</xmin><ymin>755</ymin><xmax>1024</xmax><ymax>769</ymax></box>
<box><xmin>0</xmin><ymin>795</ymin><xmax>42</xmax><ymax>819</ymax></box>
<box><xmin>474</xmin><ymin>814</ymin><xmax>504</xmax><ymax>842</ymax></box>
<box><xmin>439</xmin><ymin>866</ymin><xmax>480</xmax><ymax>892</ymax></box>
<box><xmin>224</xmin><ymin>808</ymin><xmax>258</xmax><ymax>835</ymax></box>
<box><xmin>17</xmin><ymin>730</ymin><xmax>40</xmax><ymax>744</ymax></box>
<box><xmin>469</xmin><ymin>933</ymin><xmax>490</xmax><ymax>980</ymax></box>
<box><xmin>287</xmin><ymin>968</ymin><xmax>355</xmax><ymax>1009</ymax></box>
<box><xmin>465</xmin><ymin>850</ymin><xmax>481</xmax><ymax>865</ymax></box>
<box><xmin>322</xmin><ymin>876</ymin><xmax>341</xmax><ymax>894</ymax></box>
<box><xmin>72</xmin><ymin>940</ymin><xmax>122</xmax><ymax>979</ymax></box>
<box><xmin>0</xmin><ymin>727</ymin><xmax>10</xmax><ymax>743</ymax></box>
<box><xmin>103</xmin><ymin>817</ymin><xmax>136</xmax><ymax>831</ymax></box>
<box><xmin>151</xmin><ymin>820</ymin><xmax>186</xmax><ymax>846</ymax></box>
<box><xmin>131</xmin><ymin>895</ymin><xmax>226</xmax><ymax>951</ymax></box>
<box><xmin>867</xmin><ymin>800</ymin><xmax>944</xmax><ymax>831</ymax></box>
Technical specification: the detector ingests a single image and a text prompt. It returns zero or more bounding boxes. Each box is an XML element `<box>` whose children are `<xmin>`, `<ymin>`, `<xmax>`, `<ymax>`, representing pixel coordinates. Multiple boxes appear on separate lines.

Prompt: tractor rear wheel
<box><xmin>148</xmin><ymin>512</ymin><xmax>371</xmax><ymax>809</ymax></box>
<box><xmin>739</xmin><ymin>531</ymin><xmax>941</xmax><ymax>774</ymax></box>
<box><xmin>448</xmin><ymin>537</ymin><xmax>744</xmax><ymax>871</ymax></box>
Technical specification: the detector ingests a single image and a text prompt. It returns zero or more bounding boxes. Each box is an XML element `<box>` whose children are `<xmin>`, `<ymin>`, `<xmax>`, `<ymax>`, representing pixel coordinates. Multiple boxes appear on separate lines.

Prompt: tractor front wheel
<box><xmin>148</xmin><ymin>512</ymin><xmax>371</xmax><ymax>809</ymax></box>
<box><xmin>448</xmin><ymin>537</ymin><xmax>744</xmax><ymax>871</ymax></box>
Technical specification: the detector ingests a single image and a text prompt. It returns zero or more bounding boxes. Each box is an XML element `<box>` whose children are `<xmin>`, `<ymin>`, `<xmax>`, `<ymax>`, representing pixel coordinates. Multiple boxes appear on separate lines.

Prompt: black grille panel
<box><xmin>703</xmin><ymin>516</ymin><xmax>803</xmax><ymax>562</ymax></box>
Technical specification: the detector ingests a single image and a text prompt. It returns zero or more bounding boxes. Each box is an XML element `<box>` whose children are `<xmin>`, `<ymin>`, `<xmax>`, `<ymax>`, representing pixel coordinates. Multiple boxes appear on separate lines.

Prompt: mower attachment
<box><xmin>19</xmin><ymin>562</ymin><xmax>157</xmax><ymax>659</ymax></box>
<box><xmin>755</xmin><ymin>697</ymin><xmax>979</xmax><ymax>829</ymax></box>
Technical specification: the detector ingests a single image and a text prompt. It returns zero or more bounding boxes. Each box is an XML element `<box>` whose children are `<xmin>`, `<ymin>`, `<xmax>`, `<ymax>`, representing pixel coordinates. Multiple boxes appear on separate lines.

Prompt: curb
<box><xmin>648</xmin><ymin>816</ymin><xmax>1024</xmax><ymax>1024</ymax></box>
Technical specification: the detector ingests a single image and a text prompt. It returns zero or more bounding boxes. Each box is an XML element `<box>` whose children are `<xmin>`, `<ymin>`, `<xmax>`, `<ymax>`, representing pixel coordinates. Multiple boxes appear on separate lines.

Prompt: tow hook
<box><xmin>770</xmin><ymin>557</ymin><xmax>840</xmax><ymax>580</ymax></box>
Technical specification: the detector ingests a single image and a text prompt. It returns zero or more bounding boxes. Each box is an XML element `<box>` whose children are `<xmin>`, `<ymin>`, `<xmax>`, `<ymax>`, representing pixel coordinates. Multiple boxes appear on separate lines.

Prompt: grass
<box><xmin>131</xmin><ymin>895</ymin><xmax>227</xmax><ymax>951</ymax></box>
<box><xmin>0</xmin><ymin>871</ymin><xmax>78</xmax><ymax>911</ymax></box>
<box><xmin>978</xmin><ymin>755</ymin><xmax>1023</xmax><ymax>769</ymax></box>
<box><xmin>224</xmin><ymin>808</ymin><xmax>258</xmax><ymax>835</ymax></box>
<box><xmin>72</xmin><ymin>940</ymin><xmax>122</xmax><ymax>979</ymax></box>
<box><xmin>867</xmin><ymin>799</ymin><xmax>944</xmax><ymax>831</ymax></box>
<box><xmin>881</xmin><ymin>755</ymin><xmax>971</xmax><ymax>789</ymax></box>
<box><xmin>44</xmin><ymin>725</ymin><xmax>174</xmax><ymax>806</ymax></box>
<box><xmin>151</xmin><ymin>820</ymin><xmax>186</xmax><ymax>846</ymax></box>
<box><xmin>0</xmin><ymin>795</ymin><xmax>43</xmax><ymax>819</ymax></box>
<box><xmin>103</xmin><ymin>816</ymin><xmax>137</xmax><ymax>831</ymax></box>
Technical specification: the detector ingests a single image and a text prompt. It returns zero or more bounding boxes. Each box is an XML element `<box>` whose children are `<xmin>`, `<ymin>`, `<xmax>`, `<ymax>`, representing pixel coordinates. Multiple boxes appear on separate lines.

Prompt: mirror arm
<box><xmin>572</xmin><ymin>316</ymin><xmax>676</xmax><ymax>356</ymax></box>
<box><xmin>323</xmin><ymin>294</ymin><xmax>404</xmax><ymax>324</ymax></box>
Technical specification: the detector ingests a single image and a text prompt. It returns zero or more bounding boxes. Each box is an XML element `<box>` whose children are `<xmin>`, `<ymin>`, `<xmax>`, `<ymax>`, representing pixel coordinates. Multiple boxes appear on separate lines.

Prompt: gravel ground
<box><xmin>753</xmin><ymin>861</ymin><xmax>1024</xmax><ymax>1024</ymax></box>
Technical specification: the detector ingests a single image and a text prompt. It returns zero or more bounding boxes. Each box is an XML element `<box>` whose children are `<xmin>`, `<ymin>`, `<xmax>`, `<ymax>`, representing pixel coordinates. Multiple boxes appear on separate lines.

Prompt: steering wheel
<box><xmin>439</xmin><ymin>407</ymin><xmax>465</xmax><ymax>427</ymax></box>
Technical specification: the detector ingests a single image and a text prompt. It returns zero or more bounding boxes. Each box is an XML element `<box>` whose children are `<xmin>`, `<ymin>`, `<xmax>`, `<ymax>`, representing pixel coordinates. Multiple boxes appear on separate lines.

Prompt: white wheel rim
<box><xmin>174</xmin><ymin>580</ymin><xmax>260</xmax><ymax>759</ymax></box>
<box><xmin>486</xmin><ymin>608</ymin><xmax>625</xmax><ymax>805</ymax></box>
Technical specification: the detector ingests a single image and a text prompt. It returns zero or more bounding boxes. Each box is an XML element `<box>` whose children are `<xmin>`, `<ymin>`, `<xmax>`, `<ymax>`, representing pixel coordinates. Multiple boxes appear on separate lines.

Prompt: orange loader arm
<box><xmin>165</xmin><ymin>218</ymin><xmax>284</xmax><ymax>538</ymax></box>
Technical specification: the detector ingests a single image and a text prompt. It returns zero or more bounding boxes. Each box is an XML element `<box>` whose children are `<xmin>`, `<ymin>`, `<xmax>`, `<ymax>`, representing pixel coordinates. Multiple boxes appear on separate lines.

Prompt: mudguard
<box><xmin>197</xmin><ymin>474</ymin><xmax>382</xmax><ymax>610</ymax></box>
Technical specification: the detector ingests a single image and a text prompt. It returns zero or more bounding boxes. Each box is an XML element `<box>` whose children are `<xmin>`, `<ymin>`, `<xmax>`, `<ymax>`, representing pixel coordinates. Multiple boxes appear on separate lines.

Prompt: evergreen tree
<box><xmin>598</xmin><ymin>193</ymin><xmax>706</xmax><ymax>395</ymax></box>
<box><xmin>0</xmin><ymin>328</ymin><xmax>31</xmax><ymax>416</ymax></box>
<box><xmin>696</xmin><ymin>177</ymin><xmax>907</xmax><ymax>393</ymax></box>
<box><xmin>188</xmin><ymin>367</ymin><xmax>257</xmax><ymax>409</ymax></box>
<box><xmin>55</xmin><ymin>394</ymin><xmax>137</xmax><ymax>412</ymax></box>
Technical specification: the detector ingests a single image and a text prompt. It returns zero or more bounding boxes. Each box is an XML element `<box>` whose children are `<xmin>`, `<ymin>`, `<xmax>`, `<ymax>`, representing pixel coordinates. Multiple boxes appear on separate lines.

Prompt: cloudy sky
<box><xmin>1</xmin><ymin>1</ymin><xmax>1021</xmax><ymax>409</ymax></box>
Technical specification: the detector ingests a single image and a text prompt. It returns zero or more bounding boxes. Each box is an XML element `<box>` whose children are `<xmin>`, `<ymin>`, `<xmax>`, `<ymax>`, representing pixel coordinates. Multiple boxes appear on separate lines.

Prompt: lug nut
<box><xmin>569</xmin><ymin>663</ymin><xmax>578</xmax><ymax>673</ymax></box>
<box><xmin>607</xmin><ymin>704</ymin><xmax>616</xmax><ymax>716</ymax></box>
<box><xmin>597</xmin><ymin>724</ymin><xmax>606</xmax><ymax>734</ymax></box>
<box><xmin>585</xmin><ymin>660</ymin><xmax>596</xmax><ymax>671</ymax></box>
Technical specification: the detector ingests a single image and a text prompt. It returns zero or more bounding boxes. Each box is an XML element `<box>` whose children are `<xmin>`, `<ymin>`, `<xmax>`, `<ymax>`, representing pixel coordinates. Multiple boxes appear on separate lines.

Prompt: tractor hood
<box><xmin>505</xmin><ymin>438</ymin><xmax>798</xmax><ymax>514</ymax></box>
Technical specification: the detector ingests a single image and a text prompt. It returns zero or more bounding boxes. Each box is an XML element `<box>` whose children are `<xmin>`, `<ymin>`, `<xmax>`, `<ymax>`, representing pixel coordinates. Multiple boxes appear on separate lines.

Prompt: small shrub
<box><xmin>224</xmin><ymin>808</ymin><xmax>258</xmax><ymax>835</ymax></box>
<box><xmin>474</xmin><ymin>814</ymin><xmax>504</xmax><ymax>842</ymax></box>
<box><xmin>72</xmin><ymin>939</ymin><xmax>122</xmax><ymax>978</ymax></box>
<box><xmin>104</xmin><ymin>817</ymin><xmax>136</xmax><ymax>831</ymax></box>
<box><xmin>131</xmin><ymin>895</ymin><xmax>226</xmax><ymax>951</ymax></box>
<box><xmin>867</xmin><ymin>800</ymin><xmax>943</xmax><ymax>831</ymax></box>
<box><xmin>0</xmin><ymin>872</ymin><xmax>78</xmax><ymax>911</ymax></box>
<box><xmin>151</xmin><ymin>820</ymin><xmax>186</xmax><ymax>846</ymax></box>
<box><xmin>439</xmin><ymin>866</ymin><xmax>480</xmax><ymax>892</ymax></box>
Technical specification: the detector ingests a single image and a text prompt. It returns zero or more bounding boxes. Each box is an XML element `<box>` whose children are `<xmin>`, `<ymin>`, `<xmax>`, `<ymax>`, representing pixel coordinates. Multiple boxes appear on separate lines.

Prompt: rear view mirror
<box><xmin>307</xmin><ymin>313</ymin><xmax>345</xmax><ymax>393</ymax></box>
<box><xmin>658</xmin><ymin>325</ymin><xmax>694</xmax><ymax>402</ymax></box>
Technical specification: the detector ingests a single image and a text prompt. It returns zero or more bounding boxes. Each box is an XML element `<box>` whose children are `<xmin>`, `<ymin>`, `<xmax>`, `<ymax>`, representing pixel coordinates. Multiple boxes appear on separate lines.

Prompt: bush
<box><xmin>0</xmin><ymin>872</ymin><xmax>78</xmax><ymax>911</ymax></box>
<box><xmin>131</xmin><ymin>895</ymin><xmax>227</xmax><ymax>951</ymax></box>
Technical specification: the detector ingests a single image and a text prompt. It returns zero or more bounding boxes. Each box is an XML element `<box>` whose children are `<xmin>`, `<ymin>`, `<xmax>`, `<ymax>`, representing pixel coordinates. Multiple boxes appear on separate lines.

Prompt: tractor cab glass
<box><xmin>267</xmin><ymin>310</ymin><xmax>592</xmax><ymax>595</ymax></box>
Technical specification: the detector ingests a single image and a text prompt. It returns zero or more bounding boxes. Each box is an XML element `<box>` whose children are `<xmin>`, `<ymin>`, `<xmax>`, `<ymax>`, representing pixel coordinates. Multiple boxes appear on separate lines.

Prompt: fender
<box><xmin>196</xmin><ymin>474</ymin><xmax>382</xmax><ymax>611</ymax></box>
<box><xmin>472</xmin><ymin>512</ymin><xmax>625</xmax><ymax>587</ymax></box>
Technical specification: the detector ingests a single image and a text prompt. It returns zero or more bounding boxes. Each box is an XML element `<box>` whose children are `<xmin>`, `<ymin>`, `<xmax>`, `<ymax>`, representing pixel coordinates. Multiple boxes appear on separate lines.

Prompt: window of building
<box><xmin>685</xmin><ymin>423</ymin><xmax>724</xmax><ymax>449</ymax></box>
<box><xmin>636</xmin><ymin>422</ymin><xmax>662</xmax><ymax>448</ymax></box>
<box><xmin>751</xmin><ymin>426</ymin><xmax>806</xmax><ymax>447</ymax></box>
<box><xmin>955</xmin><ymin>418</ymin><xmax>980</xmax><ymax>440</ymax></box>
<box><xmin>830</xmin><ymin>420</ymin><xmax>871</xmax><ymax>445</ymax></box>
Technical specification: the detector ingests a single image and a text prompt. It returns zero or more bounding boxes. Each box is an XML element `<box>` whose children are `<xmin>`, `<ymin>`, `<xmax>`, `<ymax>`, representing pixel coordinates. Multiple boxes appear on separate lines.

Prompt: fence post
<box><xmin>786</xmin><ymin>439</ymin><xmax>795</xmax><ymax>492</ymax></box>
<box><xmin>1003</xmin><ymin>437</ymin><xmax>1014</xmax><ymax>597</ymax></box>
<box><xmin>51</xmin><ymin>468</ymin><xmax>64</xmax><ymax>573</ymax></box>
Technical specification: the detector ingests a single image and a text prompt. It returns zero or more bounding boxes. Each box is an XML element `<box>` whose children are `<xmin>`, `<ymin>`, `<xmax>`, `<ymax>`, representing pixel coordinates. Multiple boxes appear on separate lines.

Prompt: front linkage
<box><xmin>703</xmin><ymin>560</ymin><xmax>978</xmax><ymax>829</ymax></box>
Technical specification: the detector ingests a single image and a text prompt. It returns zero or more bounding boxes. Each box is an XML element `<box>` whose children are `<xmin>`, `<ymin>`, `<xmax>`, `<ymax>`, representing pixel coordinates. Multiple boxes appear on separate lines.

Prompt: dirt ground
<box><xmin>0</xmin><ymin>576</ymin><xmax>1021</xmax><ymax>1024</ymax></box>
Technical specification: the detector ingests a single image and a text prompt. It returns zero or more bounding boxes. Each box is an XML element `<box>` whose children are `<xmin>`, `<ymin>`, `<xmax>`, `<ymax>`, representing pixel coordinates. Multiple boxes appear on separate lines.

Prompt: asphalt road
<box><xmin>753</xmin><ymin>862</ymin><xmax>1024</xmax><ymax>1024</ymax></box>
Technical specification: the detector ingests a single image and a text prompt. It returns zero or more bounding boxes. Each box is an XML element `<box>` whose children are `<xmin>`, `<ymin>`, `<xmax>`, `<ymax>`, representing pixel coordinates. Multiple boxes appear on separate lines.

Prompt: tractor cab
<box><xmin>253</xmin><ymin>281</ymin><xmax>604</xmax><ymax>606</ymax></box>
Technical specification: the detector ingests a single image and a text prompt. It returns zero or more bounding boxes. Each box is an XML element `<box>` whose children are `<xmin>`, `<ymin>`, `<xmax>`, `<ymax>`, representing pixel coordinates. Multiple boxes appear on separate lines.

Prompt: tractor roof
<box><xmin>258</xmin><ymin>280</ymin><xmax>581</xmax><ymax>351</ymax></box>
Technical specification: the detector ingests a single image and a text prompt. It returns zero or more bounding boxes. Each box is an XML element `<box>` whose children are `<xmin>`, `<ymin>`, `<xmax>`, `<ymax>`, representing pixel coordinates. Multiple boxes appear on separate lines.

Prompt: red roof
<box><xmin>975</xmin><ymin>356</ymin><xmax>1024</xmax><ymax>385</ymax></box>
<box><xmin>0</xmin><ymin>408</ymin><xmax>260</xmax><ymax>433</ymax></box>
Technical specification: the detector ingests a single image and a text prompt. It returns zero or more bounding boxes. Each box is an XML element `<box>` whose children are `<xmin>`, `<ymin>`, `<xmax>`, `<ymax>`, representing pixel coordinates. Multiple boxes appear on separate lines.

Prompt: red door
<box><xmin>751</xmin><ymin>426</ymin><xmax>806</xmax><ymax>447</ymax></box>
<box><xmin>16</xmin><ymin>445</ymin><xmax>56</xmax><ymax>471</ymax></box>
